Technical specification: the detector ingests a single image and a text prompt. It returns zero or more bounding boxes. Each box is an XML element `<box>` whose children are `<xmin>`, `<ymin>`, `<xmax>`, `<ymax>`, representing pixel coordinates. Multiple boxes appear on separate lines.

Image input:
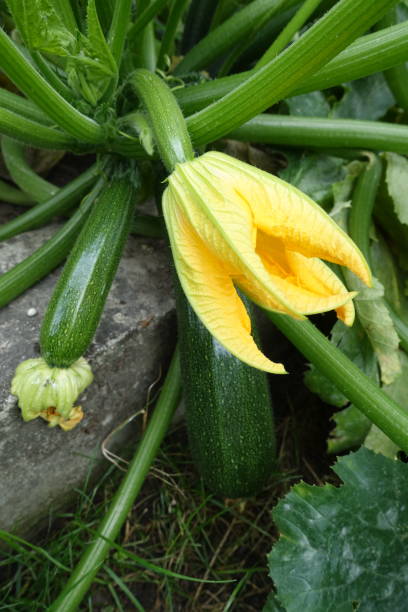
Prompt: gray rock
<box><xmin>0</xmin><ymin>215</ymin><xmax>175</xmax><ymax>535</ymax></box>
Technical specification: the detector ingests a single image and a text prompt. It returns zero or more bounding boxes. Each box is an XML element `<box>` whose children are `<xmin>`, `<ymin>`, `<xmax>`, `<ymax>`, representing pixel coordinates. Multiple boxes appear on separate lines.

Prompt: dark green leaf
<box><xmin>279</xmin><ymin>153</ymin><xmax>346</xmax><ymax>207</ymax></box>
<box><xmin>328</xmin><ymin>404</ymin><xmax>371</xmax><ymax>454</ymax></box>
<box><xmin>269</xmin><ymin>448</ymin><xmax>408</xmax><ymax>612</ymax></box>
<box><xmin>331</xmin><ymin>73</ymin><xmax>395</xmax><ymax>121</ymax></box>
<box><xmin>286</xmin><ymin>91</ymin><xmax>330</xmax><ymax>118</ymax></box>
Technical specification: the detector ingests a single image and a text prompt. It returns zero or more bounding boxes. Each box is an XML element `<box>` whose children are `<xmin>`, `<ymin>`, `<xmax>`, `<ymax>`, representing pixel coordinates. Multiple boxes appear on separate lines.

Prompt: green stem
<box><xmin>377</xmin><ymin>7</ymin><xmax>408</xmax><ymax>114</ymax></box>
<box><xmin>31</xmin><ymin>51</ymin><xmax>76</xmax><ymax>103</ymax></box>
<box><xmin>268</xmin><ymin>313</ymin><xmax>408</xmax><ymax>453</ymax></box>
<box><xmin>255</xmin><ymin>0</ymin><xmax>323</xmax><ymax>68</ymax></box>
<box><xmin>131</xmin><ymin>69</ymin><xmax>194</xmax><ymax>172</ymax></box>
<box><xmin>131</xmin><ymin>0</ymin><xmax>158</xmax><ymax>71</ymax></box>
<box><xmin>0</xmin><ymin>29</ymin><xmax>105</xmax><ymax>144</ymax></box>
<box><xmin>181</xmin><ymin>0</ymin><xmax>219</xmax><ymax>53</ymax></box>
<box><xmin>348</xmin><ymin>153</ymin><xmax>382</xmax><ymax>262</ymax></box>
<box><xmin>108</xmin><ymin>0</ymin><xmax>133</xmax><ymax>66</ymax></box>
<box><xmin>49</xmin><ymin>348</ymin><xmax>181</xmax><ymax>612</ymax></box>
<box><xmin>186</xmin><ymin>0</ymin><xmax>399</xmax><ymax>145</ymax></box>
<box><xmin>0</xmin><ymin>164</ymin><xmax>99</xmax><ymax>242</ymax></box>
<box><xmin>175</xmin><ymin>22</ymin><xmax>408</xmax><ymax>114</ymax></box>
<box><xmin>0</xmin><ymin>179</ymin><xmax>35</xmax><ymax>205</ymax></box>
<box><xmin>174</xmin><ymin>0</ymin><xmax>297</xmax><ymax>75</ymax></box>
<box><xmin>0</xmin><ymin>88</ymin><xmax>52</xmax><ymax>125</ymax></box>
<box><xmin>128</xmin><ymin>0</ymin><xmax>168</xmax><ymax>39</ymax></box>
<box><xmin>0</xmin><ymin>108</ymin><xmax>76</xmax><ymax>150</ymax></box>
<box><xmin>227</xmin><ymin>114</ymin><xmax>408</xmax><ymax>156</ymax></box>
<box><xmin>1</xmin><ymin>137</ymin><xmax>59</xmax><ymax>203</ymax></box>
<box><xmin>0</xmin><ymin>179</ymin><xmax>103</xmax><ymax>308</ymax></box>
<box><xmin>157</xmin><ymin>0</ymin><xmax>190</xmax><ymax>70</ymax></box>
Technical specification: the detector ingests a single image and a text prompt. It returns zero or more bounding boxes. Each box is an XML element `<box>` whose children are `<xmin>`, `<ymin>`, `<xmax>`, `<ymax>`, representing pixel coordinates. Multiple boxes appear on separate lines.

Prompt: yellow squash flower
<box><xmin>163</xmin><ymin>151</ymin><xmax>371</xmax><ymax>374</ymax></box>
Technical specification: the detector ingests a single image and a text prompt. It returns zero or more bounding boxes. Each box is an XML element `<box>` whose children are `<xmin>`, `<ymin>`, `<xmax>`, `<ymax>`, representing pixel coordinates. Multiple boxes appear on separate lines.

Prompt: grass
<box><xmin>0</xmin><ymin>327</ymin><xmax>338</xmax><ymax>611</ymax></box>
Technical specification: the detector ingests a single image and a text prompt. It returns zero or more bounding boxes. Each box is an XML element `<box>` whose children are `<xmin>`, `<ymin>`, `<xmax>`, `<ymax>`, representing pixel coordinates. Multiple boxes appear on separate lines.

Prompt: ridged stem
<box><xmin>268</xmin><ymin>313</ymin><xmax>408</xmax><ymax>453</ymax></box>
<box><xmin>128</xmin><ymin>0</ymin><xmax>168</xmax><ymax>39</ymax></box>
<box><xmin>348</xmin><ymin>153</ymin><xmax>382</xmax><ymax>262</ymax></box>
<box><xmin>0</xmin><ymin>179</ymin><xmax>34</xmax><ymax>205</ymax></box>
<box><xmin>108</xmin><ymin>0</ymin><xmax>133</xmax><ymax>65</ymax></box>
<box><xmin>228</xmin><ymin>114</ymin><xmax>408</xmax><ymax>156</ymax></box>
<box><xmin>131</xmin><ymin>69</ymin><xmax>194</xmax><ymax>171</ymax></box>
<box><xmin>31</xmin><ymin>51</ymin><xmax>76</xmax><ymax>103</ymax></box>
<box><xmin>0</xmin><ymin>107</ymin><xmax>77</xmax><ymax>150</ymax></box>
<box><xmin>377</xmin><ymin>7</ymin><xmax>408</xmax><ymax>114</ymax></box>
<box><xmin>157</xmin><ymin>0</ymin><xmax>190</xmax><ymax>69</ymax></box>
<box><xmin>1</xmin><ymin>137</ymin><xmax>59</xmax><ymax>203</ymax></box>
<box><xmin>0</xmin><ymin>88</ymin><xmax>52</xmax><ymax>125</ymax></box>
<box><xmin>186</xmin><ymin>0</ymin><xmax>399</xmax><ymax>145</ymax></box>
<box><xmin>0</xmin><ymin>29</ymin><xmax>105</xmax><ymax>144</ymax></box>
<box><xmin>0</xmin><ymin>163</ymin><xmax>99</xmax><ymax>242</ymax></box>
<box><xmin>175</xmin><ymin>22</ymin><xmax>408</xmax><ymax>114</ymax></box>
<box><xmin>0</xmin><ymin>179</ymin><xmax>103</xmax><ymax>307</ymax></box>
<box><xmin>174</xmin><ymin>0</ymin><xmax>298</xmax><ymax>74</ymax></box>
<box><xmin>49</xmin><ymin>347</ymin><xmax>181</xmax><ymax>612</ymax></box>
<box><xmin>255</xmin><ymin>0</ymin><xmax>323</xmax><ymax>68</ymax></box>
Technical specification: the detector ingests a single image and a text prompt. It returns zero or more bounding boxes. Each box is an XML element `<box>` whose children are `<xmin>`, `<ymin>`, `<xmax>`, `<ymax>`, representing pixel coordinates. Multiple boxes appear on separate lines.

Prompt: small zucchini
<box><xmin>177</xmin><ymin>286</ymin><xmax>276</xmax><ymax>498</ymax></box>
<box><xmin>40</xmin><ymin>167</ymin><xmax>138</xmax><ymax>368</ymax></box>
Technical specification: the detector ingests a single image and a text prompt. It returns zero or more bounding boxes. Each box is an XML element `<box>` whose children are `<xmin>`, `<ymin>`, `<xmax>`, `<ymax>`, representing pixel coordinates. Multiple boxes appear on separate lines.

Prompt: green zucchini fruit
<box><xmin>40</xmin><ymin>168</ymin><xmax>138</xmax><ymax>368</ymax></box>
<box><xmin>176</xmin><ymin>286</ymin><xmax>276</xmax><ymax>498</ymax></box>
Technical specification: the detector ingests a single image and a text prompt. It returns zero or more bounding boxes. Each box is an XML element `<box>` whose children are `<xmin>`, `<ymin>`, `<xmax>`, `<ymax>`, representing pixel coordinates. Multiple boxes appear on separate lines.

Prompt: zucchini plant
<box><xmin>1</xmin><ymin>0</ymin><xmax>408</xmax><ymax>609</ymax></box>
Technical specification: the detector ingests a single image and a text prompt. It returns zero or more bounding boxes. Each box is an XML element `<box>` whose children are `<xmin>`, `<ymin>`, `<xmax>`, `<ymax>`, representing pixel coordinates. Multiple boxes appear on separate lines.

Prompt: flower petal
<box><xmin>255</xmin><ymin>231</ymin><xmax>356</xmax><ymax>325</ymax></box>
<box><xmin>163</xmin><ymin>188</ymin><xmax>286</xmax><ymax>374</ymax></box>
<box><xmin>169</xmin><ymin>163</ymin><xmax>304</xmax><ymax>318</ymax></box>
<box><xmin>201</xmin><ymin>152</ymin><xmax>372</xmax><ymax>286</ymax></box>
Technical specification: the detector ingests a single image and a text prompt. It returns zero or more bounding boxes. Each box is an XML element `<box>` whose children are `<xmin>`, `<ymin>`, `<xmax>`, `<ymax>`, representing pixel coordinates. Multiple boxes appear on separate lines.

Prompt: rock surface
<box><xmin>0</xmin><ymin>213</ymin><xmax>175</xmax><ymax>535</ymax></box>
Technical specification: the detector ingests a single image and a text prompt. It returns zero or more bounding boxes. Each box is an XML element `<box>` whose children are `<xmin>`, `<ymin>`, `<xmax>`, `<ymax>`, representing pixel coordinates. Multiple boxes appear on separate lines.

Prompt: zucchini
<box><xmin>40</xmin><ymin>167</ymin><xmax>138</xmax><ymax>368</ymax></box>
<box><xmin>177</xmin><ymin>287</ymin><xmax>276</xmax><ymax>498</ymax></box>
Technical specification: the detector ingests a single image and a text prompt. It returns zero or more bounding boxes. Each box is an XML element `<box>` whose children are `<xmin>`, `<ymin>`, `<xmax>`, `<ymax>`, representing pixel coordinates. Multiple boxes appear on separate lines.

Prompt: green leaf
<box><xmin>370</xmin><ymin>234</ymin><xmax>403</xmax><ymax>314</ymax></box>
<box><xmin>328</xmin><ymin>404</ymin><xmax>371</xmax><ymax>454</ymax></box>
<box><xmin>6</xmin><ymin>0</ymin><xmax>75</xmax><ymax>55</ymax></box>
<box><xmin>268</xmin><ymin>448</ymin><xmax>408</xmax><ymax>612</ymax></box>
<box><xmin>285</xmin><ymin>91</ymin><xmax>330</xmax><ymax>118</ymax></box>
<box><xmin>347</xmin><ymin>275</ymin><xmax>401</xmax><ymax>385</ymax></box>
<box><xmin>66</xmin><ymin>0</ymin><xmax>117</xmax><ymax>105</ymax></box>
<box><xmin>331</xmin><ymin>73</ymin><xmax>395</xmax><ymax>120</ymax></box>
<box><xmin>279</xmin><ymin>153</ymin><xmax>346</xmax><ymax>207</ymax></box>
<box><xmin>384</xmin><ymin>152</ymin><xmax>408</xmax><ymax>225</ymax></box>
<box><xmin>263</xmin><ymin>593</ymin><xmax>287</xmax><ymax>612</ymax></box>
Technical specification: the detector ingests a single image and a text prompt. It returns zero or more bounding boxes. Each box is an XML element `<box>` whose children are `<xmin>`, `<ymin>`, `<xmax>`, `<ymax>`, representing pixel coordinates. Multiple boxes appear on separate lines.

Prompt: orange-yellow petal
<box><xmin>169</xmin><ymin>163</ymin><xmax>304</xmax><ymax>318</ymax></box>
<box><xmin>163</xmin><ymin>188</ymin><xmax>286</xmax><ymax>374</ymax></box>
<box><xmin>201</xmin><ymin>152</ymin><xmax>372</xmax><ymax>287</ymax></box>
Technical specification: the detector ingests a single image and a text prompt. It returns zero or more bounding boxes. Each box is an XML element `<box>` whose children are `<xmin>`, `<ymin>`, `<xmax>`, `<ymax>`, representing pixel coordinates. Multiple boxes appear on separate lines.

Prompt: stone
<box><xmin>0</xmin><ymin>213</ymin><xmax>175</xmax><ymax>535</ymax></box>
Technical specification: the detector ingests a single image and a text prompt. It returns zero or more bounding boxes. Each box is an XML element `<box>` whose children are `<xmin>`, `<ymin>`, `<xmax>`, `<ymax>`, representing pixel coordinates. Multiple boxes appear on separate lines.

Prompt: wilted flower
<box><xmin>11</xmin><ymin>357</ymin><xmax>93</xmax><ymax>428</ymax></box>
<box><xmin>163</xmin><ymin>151</ymin><xmax>371</xmax><ymax>373</ymax></box>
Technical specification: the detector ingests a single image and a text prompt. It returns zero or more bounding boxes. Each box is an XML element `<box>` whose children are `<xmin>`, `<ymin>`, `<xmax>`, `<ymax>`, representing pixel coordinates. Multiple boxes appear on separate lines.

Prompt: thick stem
<box><xmin>0</xmin><ymin>29</ymin><xmax>105</xmax><ymax>144</ymax></box>
<box><xmin>108</xmin><ymin>0</ymin><xmax>133</xmax><ymax>66</ymax></box>
<box><xmin>186</xmin><ymin>0</ymin><xmax>399</xmax><ymax>145</ymax></box>
<box><xmin>49</xmin><ymin>348</ymin><xmax>181</xmax><ymax>612</ymax></box>
<box><xmin>1</xmin><ymin>137</ymin><xmax>59</xmax><ymax>203</ymax></box>
<box><xmin>268</xmin><ymin>313</ymin><xmax>408</xmax><ymax>453</ymax></box>
<box><xmin>0</xmin><ymin>108</ymin><xmax>76</xmax><ymax>150</ymax></box>
<box><xmin>0</xmin><ymin>164</ymin><xmax>99</xmax><ymax>242</ymax></box>
<box><xmin>255</xmin><ymin>0</ymin><xmax>323</xmax><ymax>68</ymax></box>
<box><xmin>128</xmin><ymin>0</ymin><xmax>168</xmax><ymax>39</ymax></box>
<box><xmin>157</xmin><ymin>0</ymin><xmax>190</xmax><ymax>70</ymax></box>
<box><xmin>131</xmin><ymin>69</ymin><xmax>194</xmax><ymax>171</ymax></box>
<box><xmin>174</xmin><ymin>0</ymin><xmax>298</xmax><ymax>74</ymax></box>
<box><xmin>227</xmin><ymin>114</ymin><xmax>408</xmax><ymax>156</ymax></box>
<box><xmin>0</xmin><ymin>88</ymin><xmax>52</xmax><ymax>125</ymax></box>
<box><xmin>175</xmin><ymin>22</ymin><xmax>408</xmax><ymax>114</ymax></box>
<box><xmin>0</xmin><ymin>179</ymin><xmax>103</xmax><ymax>307</ymax></box>
<box><xmin>0</xmin><ymin>179</ymin><xmax>35</xmax><ymax>205</ymax></box>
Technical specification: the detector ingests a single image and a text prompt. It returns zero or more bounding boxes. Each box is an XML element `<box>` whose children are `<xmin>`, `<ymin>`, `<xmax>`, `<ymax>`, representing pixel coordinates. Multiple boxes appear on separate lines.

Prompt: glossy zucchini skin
<box><xmin>177</xmin><ymin>287</ymin><xmax>276</xmax><ymax>498</ymax></box>
<box><xmin>40</xmin><ymin>173</ymin><xmax>137</xmax><ymax>368</ymax></box>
